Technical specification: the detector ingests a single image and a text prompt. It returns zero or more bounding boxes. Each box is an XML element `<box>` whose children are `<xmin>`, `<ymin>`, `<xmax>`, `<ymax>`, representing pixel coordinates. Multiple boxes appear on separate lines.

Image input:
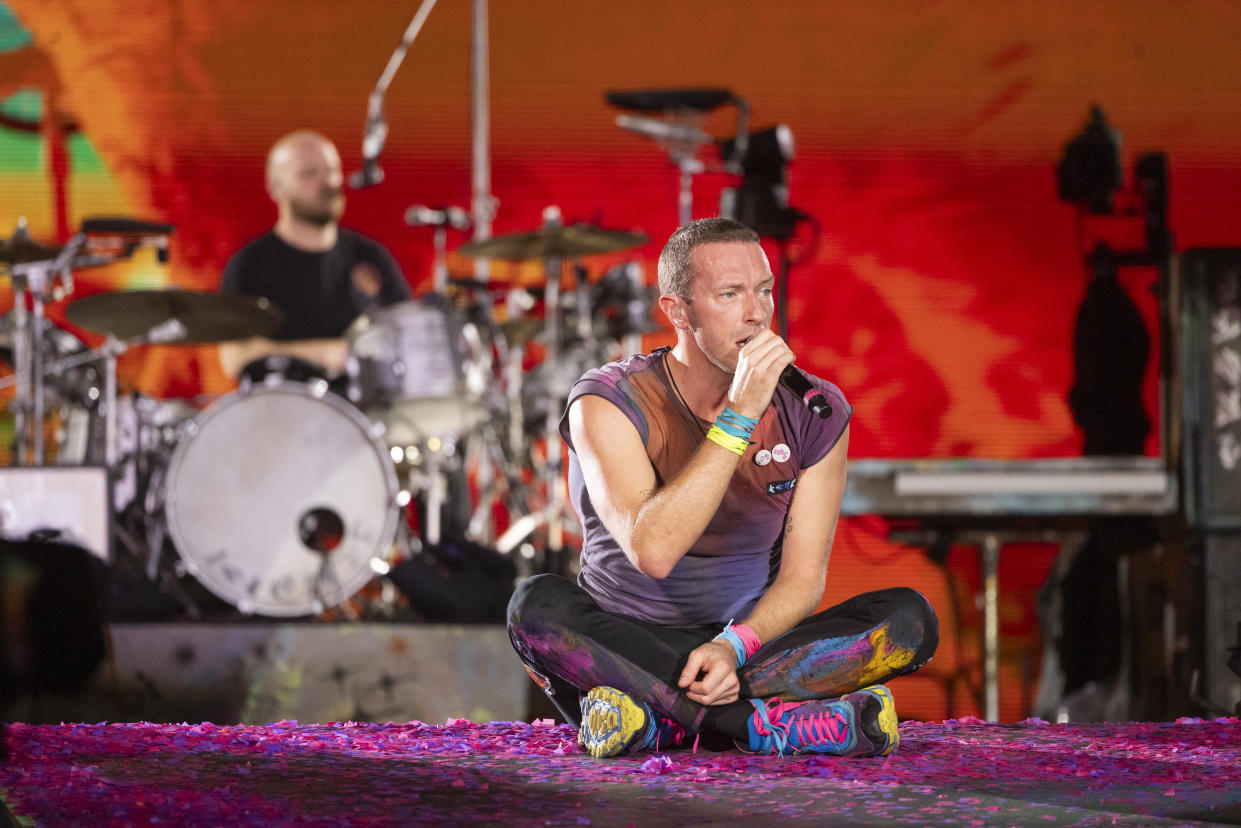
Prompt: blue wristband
<box><xmin>716</xmin><ymin>407</ymin><xmax>759</xmax><ymax>440</ymax></box>
<box><xmin>713</xmin><ymin>629</ymin><xmax>747</xmax><ymax>665</ymax></box>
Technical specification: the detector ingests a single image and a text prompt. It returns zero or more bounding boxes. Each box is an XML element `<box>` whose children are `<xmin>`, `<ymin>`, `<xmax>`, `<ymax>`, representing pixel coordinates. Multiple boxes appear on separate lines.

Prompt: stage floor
<box><xmin>3</xmin><ymin>716</ymin><xmax>1239</xmax><ymax>826</ymax></box>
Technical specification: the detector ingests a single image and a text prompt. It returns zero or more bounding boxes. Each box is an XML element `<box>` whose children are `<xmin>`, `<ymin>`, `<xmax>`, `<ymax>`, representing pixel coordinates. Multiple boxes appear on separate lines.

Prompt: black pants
<box><xmin>507</xmin><ymin>574</ymin><xmax>938</xmax><ymax>740</ymax></box>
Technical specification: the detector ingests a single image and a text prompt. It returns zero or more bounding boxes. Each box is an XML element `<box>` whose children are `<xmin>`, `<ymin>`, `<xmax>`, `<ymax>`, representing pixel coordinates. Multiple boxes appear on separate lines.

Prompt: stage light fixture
<box><xmin>1057</xmin><ymin>105</ymin><xmax>1123</xmax><ymax>215</ymax></box>
<box><xmin>720</xmin><ymin>124</ymin><xmax>802</xmax><ymax>240</ymax></box>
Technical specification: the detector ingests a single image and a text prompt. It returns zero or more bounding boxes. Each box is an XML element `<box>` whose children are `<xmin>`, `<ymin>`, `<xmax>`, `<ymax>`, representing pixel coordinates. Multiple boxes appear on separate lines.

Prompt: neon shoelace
<box><xmin>654</xmin><ymin>718</ymin><xmax>686</xmax><ymax>752</ymax></box>
<box><xmin>753</xmin><ymin>698</ymin><xmax>850</xmax><ymax>754</ymax></box>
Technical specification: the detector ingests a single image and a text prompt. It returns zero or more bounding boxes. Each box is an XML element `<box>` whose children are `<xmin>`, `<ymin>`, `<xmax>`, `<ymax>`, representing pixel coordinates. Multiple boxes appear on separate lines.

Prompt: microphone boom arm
<box><xmin>353</xmin><ymin>0</ymin><xmax>439</xmax><ymax>187</ymax></box>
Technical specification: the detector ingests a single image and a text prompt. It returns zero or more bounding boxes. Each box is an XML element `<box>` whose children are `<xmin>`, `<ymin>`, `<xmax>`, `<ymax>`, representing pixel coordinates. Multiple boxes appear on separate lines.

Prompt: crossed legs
<box><xmin>507</xmin><ymin>574</ymin><xmax>939</xmax><ymax>741</ymax></box>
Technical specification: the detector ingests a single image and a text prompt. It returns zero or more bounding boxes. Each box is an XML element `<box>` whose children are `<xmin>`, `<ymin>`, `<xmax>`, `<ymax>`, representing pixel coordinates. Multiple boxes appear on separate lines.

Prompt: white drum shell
<box><xmin>164</xmin><ymin>383</ymin><xmax>398</xmax><ymax>617</ymax></box>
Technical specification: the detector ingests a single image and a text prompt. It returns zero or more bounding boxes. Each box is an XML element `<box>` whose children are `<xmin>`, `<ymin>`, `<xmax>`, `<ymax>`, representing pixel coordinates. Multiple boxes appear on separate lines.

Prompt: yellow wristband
<box><xmin>706</xmin><ymin>424</ymin><xmax>748</xmax><ymax>456</ymax></box>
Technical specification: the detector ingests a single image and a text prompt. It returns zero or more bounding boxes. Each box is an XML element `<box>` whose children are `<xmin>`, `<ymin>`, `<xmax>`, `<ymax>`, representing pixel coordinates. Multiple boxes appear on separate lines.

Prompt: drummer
<box><xmin>218</xmin><ymin>130</ymin><xmax>410</xmax><ymax>380</ymax></box>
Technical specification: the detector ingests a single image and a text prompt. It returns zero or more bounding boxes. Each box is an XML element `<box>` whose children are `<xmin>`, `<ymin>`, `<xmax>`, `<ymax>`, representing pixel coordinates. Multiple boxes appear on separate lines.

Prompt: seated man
<box><xmin>218</xmin><ymin>130</ymin><xmax>410</xmax><ymax>380</ymax></box>
<box><xmin>507</xmin><ymin>217</ymin><xmax>938</xmax><ymax>758</ymax></box>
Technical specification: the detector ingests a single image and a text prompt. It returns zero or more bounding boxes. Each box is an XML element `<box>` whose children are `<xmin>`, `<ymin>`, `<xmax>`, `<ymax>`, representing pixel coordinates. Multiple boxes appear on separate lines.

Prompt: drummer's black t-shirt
<box><xmin>219</xmin><ymin>229</ymin><xmax>411</xmax><ymax>340</ymax></box>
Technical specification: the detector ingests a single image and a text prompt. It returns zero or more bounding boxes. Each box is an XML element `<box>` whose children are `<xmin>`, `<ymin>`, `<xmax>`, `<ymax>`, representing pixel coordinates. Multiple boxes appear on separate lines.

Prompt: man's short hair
<box><xmin>657</xmin><ymin>217</ymin><xmax>760</xmax><ymax>298</ymax></box>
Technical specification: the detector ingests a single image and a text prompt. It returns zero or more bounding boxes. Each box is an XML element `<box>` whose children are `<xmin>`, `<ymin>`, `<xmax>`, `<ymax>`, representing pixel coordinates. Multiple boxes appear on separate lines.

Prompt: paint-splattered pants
<box><xmin>507</xmin><ymin>573</ymin><xmax>938</xmax><ymax>739</ymax></box>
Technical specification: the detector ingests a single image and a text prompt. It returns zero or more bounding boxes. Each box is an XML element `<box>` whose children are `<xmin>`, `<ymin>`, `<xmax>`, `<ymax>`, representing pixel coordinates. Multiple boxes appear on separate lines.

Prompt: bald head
<box><xmin>265</xmin><ymin>131</ymin><xmax>345</xmax><ymax>228</ymax></box>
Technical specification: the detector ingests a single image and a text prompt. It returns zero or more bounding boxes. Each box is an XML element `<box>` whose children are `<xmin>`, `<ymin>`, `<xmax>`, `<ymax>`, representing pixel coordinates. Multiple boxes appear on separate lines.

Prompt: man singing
<box><xmin>507</xmin><ymin>217</ymin><xmax>938</xmax><ymax>758</ymax></box>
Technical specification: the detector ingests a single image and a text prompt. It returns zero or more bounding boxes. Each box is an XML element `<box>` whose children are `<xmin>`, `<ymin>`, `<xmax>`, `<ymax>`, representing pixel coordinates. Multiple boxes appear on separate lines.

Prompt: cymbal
<box><xmin>499</xmin><ymin>318</ymin><xmax>545</xmax><ymax>347</ymax></box>
<box><xmin>0</xmin><ymin>231</ymin><xmax>63</xmax><ymax>266</ymax></box>
<box><xmin>457</xmin><ymin>224</ymin><xmax>647</xmax><ymax>261</ymax></box>
<box><xmin>447</xmin><ymin>277</ymin><xmax>545</xmax><ymax>297</ymax></box>
<box><xmin>65</xmin><ymin>290</ymin><xmax>283</xmax><ymax>344</ymax></box>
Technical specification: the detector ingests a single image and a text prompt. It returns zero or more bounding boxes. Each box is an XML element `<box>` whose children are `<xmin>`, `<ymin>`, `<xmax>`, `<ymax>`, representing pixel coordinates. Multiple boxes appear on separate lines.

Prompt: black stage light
<box><xmin>1057</xmin><ymin>105</ymin><xmax>1123</xmax><ymax>214</ymax></box>
<box><xmin>720</xmin><ymin>124</ymin><xmax>801</xmax><ymax>239</ymax></box>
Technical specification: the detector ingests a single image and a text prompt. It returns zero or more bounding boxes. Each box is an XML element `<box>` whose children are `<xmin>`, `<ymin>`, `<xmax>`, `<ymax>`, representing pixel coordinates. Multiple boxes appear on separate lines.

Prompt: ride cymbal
<box><xmin>65</xmin><ymin>289</ymin><xmax>283</xmax><ymax>343</ymax></box>
<box><xmin>457</xmin><ymin>224</ymin><xmax>647</xmax><ymax>261</ymax></box>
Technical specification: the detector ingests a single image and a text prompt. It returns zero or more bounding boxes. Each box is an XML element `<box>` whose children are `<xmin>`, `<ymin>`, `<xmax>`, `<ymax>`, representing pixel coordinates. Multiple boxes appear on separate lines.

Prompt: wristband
<box><xmin>714</xmin><ymin>629</ymin><xmax>747</xmax><ymax>664</ymax></box>
<box><xmin>713</xmin><ymin>620</ymin><xmax>762</xmax><ymax>665</ymax></box>
<box><xmin>706</xmin><ymin>425</ymin><xmax>748</xmax><ymax>456</ymax></box>
<box><xmin>715</xmin><ymin>406</ymin><xmax>759</xmax><ymax>440</ymax></box>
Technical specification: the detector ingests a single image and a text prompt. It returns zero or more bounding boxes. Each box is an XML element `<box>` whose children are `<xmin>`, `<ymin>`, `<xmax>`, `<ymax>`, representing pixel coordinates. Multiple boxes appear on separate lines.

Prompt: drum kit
<box><xmin>1</xmin><ymin>215</ymin><xmax>653</xmax><ymax>619</ymax></box>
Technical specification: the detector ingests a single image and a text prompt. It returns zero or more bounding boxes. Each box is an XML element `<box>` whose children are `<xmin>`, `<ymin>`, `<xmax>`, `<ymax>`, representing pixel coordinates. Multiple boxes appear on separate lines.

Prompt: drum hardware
<box><xmin>1</xmin><ymin>318</ymin><xmax>191</xmax><ymax>469</ymax></box>
<box><xmin>65</xmin><ymin>287</ymin><xmax>279</xmax><ymax>469</ymax></box>
<box><xmin>79</xmin><ymin>217</ymin><xmax>176</xmax><ymax>263</ymax></box>
<box><xmin>1</xmin><ymin>312</ymin><xmax>101</xmax><ymax>467</ymax></box>
<box><xmin>456</xmin><ymin>222</ymin><xmax>647</xmax><ymax>262</ymax></box>
<box><xmin>592</xmin><ymin>260</ymin><xmax>656</xmax><ymax>357</ymax></box>
<box><xmin>346</xmin><ymin>296</ymin><xmax>490</xmax><ymax>451</ymax></box>
<box><xmin>606</xmin><ymin>87</ymin><xmax>751</xmax><ymax>224</ymax></box>
<box><xmin>455</xmin><ymin>213</ymin><xmax>650</xmax><ymax>575</ymax></box>
<box><xmin>64</xmin><ymin>288</ymin><xmax>283</xmax><ymax>344</ymax></box>
<box><xmin>390</xmin><ymin>434</ymin><xmax>457</xmax><ymax>547</ymax></box>
<box><xmin>1</xmin><ymin>216</ymin><xmax>177</xmax><ymax>467</ymax></box>
<box><xmin>4</xmin><ymin>222</ymin><xmax>85</xmax><ymax>466</ymax></box>
<box><xmin>405</xmin><ymin>204</ymin><xmax>471</xmax><ymax>294</ymax></box>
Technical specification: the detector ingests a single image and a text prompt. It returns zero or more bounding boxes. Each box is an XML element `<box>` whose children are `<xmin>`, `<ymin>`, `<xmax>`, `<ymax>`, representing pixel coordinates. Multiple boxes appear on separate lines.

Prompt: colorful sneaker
<box><xmin>578</xmin><ymin>686</ymin><xmax>686</xmax><ymax>758</ymax></box>
<box><xmin>742</xmin><ymin>684</ymin><xmax>899</xmax><ymax>757</ymax></box>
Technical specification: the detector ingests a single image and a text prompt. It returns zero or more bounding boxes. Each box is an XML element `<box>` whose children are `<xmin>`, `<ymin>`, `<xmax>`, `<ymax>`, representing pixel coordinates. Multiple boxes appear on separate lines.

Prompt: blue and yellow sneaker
<box><xmin>743</xmin><ymin>684</ymin><xmax>899</xmax><ymax>757</ymax></box>
<box><xmin>578</xmin><ymin>686</ymin><xmax>686</xmax><ymax>758</ymax></box>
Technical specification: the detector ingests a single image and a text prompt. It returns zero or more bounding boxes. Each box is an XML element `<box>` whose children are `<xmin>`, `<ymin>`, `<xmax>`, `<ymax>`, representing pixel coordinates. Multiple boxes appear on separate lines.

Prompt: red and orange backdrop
<box><xmin>4</xmin><ymin>1</ymin><xmax>1240</xmax><ymax>720</ymax></box>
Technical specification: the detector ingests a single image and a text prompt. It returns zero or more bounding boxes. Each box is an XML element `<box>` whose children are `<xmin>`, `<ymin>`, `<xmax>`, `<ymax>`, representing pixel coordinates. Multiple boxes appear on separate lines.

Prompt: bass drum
<box><xmin>164</xmin><ymin>382</ymin><xmax>399</xmax><ymax>617</ymax></box>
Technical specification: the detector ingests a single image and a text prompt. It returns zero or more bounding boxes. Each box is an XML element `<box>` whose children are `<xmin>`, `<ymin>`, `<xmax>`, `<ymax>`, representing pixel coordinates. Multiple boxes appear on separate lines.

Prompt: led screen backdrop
<box><xmin>3</xmin><ymin>1</ymin><xmax>1241</xmax><ymax>720</ymax></box>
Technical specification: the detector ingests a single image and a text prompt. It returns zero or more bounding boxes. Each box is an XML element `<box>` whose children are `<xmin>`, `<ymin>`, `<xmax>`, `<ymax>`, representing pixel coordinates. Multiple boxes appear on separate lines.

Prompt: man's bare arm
<box><xmin>570</xmin><ymin>394</ymin><xmax>743</xmax><ymax>579</ymax></box>
<box><xmin>740</xmin><ymin>424</ymin><xmax>848</xmax><ymax>642</ymax></box>
<box><xmin>217</xmin><ymin>336</ymin><xmax>348</xmax><ymax>379</ymax></box>
<box><xmin>677</xmin><ymin>425</ymin><xmax>849</xmax><ymax>706</ymax></box>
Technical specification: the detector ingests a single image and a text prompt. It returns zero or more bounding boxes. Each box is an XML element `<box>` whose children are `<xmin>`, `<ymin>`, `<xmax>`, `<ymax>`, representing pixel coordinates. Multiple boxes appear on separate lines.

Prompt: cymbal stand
<box><xmin>404</xmin><ymin>205</ymin><xmax>470</xmax><ymax>294</ymax></box>
<box><xmin>613</xmin><ymin>94</ymin><xmax>749</xmax><ymax>225</ymax></box>
<box><xmin>538</xmin><ymin>207</ymin><xmax>573</xmax><ymax>574</ymax></box>
<box><xmin>466</xmin><ymin>416</ymin><xmax>531</xmax><ymax>544</ymax></box>
<box><xmin>572</xmin><ymin>263</ymin><xmax>599</xmax><ymax>354</ymax></box>
<box><xmin>501</xmin><ymin>287</ymin><xmax>537</xmax><ymax>462</ymax></box>
<box><xmin>8</xmin><ymin>234</ymin><xmax>83</xmax><ymax>466</ymax></box>
<box><xmin>621</xmin><ymin>260</ymin><xmax>648</xmax><ymax>357</ymax></box>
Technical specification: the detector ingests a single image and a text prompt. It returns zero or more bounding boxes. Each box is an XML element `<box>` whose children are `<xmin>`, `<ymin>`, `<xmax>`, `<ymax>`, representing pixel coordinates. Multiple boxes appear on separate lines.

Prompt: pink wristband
<box><xmin>728</xmin><ymin>623</ymin><xmax>762</xmax><ymax>660</ymax></box>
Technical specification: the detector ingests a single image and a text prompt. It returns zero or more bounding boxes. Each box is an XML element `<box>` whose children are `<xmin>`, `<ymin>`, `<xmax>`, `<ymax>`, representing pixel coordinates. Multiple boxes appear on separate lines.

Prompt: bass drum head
<box><xmin>164</xmin><ymin>383</ymin><xmax>398</xmax><ymax>617</ymax></box>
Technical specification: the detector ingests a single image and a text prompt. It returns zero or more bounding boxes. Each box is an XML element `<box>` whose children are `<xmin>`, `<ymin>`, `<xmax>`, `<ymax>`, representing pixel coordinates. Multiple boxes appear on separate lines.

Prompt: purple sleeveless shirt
<box><xmin>559</xmin><ymin>347</ymin><xmax>852</xmax><ymax>627</ymax></box>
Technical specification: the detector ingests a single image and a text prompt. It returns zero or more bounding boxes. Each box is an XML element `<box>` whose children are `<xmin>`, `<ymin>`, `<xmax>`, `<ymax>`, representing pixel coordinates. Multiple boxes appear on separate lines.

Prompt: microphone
<box><xmin>780</xmin><ymin>365</ymin><xmax>832</xmax><ymax>419</ymax></box>
<box><xmin>349</xmin><ymin>112</ymin><xmax>387</xmax><ymax>189</ymax></box>
<box><xmin>405</xmin><ymin>205</ymin><xmax>471</xmax><ymax>230</ymax></box>
<box><xmin>615</xmin><ymin>114</ymin><xmax>712</xmax><ymax>146</ymax></box>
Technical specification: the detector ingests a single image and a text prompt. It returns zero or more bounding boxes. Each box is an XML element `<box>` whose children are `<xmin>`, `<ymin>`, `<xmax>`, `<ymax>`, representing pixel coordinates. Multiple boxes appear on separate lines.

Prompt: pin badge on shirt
<box><xmin>771</xmin><ymin>443</ymin><xmax>791</xmax><ymax>463</ymax></box>
<box><xmin>754</xmin><ymin>449</ymin><xmax>772</xmax><ymax>466</ymax></box>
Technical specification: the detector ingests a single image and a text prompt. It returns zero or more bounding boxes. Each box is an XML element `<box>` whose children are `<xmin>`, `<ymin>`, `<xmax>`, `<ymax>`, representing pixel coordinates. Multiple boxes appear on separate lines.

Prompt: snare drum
<box><xmin>346</xmin><ymin>298</ymin><xmax>488</xmax><ymax>447</ymax></box>
<box><xmin>163</xmin><ymin>382</ymin><xmax>399</xmax><ymax>617</ymax></box>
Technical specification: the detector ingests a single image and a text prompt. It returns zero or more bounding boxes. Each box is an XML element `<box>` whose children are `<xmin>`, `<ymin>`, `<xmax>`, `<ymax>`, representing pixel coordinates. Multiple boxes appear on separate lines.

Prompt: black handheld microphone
<box><xmin>780</xmin><ymin>365</ymin><xmax>832</xmax><ymax>419</ymax></box>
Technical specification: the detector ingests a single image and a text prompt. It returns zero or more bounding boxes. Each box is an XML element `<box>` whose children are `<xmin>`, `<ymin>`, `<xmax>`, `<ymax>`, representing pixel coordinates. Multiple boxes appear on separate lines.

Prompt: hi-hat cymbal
<box><xmin>65</xmin><ymin>289</ymin><xmax>283</xmax><ymax>344</ymax></box>
<box><xmin>0</xmin><ymin>231</ymin><xmax>63</xmax><ymax>266</ymax></box>
<box><xmin>457</xmin><ymin>224</ymin><xmax>647</xmax><ymax>261</ymax></box>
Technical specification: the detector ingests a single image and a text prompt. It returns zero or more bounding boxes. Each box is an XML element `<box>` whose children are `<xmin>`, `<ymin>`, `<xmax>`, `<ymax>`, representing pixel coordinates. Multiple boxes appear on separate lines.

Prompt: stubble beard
<box><xmin>289</xmin><ymin>191</ymin><xmax>345</xmax><ymax>227</ymax></box>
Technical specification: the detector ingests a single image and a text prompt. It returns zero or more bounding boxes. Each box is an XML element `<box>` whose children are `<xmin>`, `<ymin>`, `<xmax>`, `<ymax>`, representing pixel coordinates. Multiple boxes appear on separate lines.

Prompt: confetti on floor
<box><xmin>2</xmin><ymin>716</ymin><xmax>1239</xmax><ymax>826</ymax></box>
